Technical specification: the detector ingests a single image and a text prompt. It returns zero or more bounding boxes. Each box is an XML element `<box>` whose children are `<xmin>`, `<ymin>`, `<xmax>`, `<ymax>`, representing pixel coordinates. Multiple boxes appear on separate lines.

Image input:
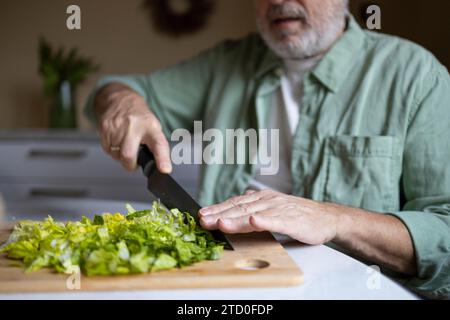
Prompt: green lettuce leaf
<box><xmin>0</xmin><ymin>201</ymin><xmax>223</xmax><ymax>276</ymax></box>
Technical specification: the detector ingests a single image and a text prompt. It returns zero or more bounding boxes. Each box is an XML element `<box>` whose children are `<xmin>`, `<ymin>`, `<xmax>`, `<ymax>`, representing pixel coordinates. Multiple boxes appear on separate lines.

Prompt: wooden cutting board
<box><xmin>0</xmin><ymin>224</ymin><xmax>303</xmax><ymax>293</ymax></box>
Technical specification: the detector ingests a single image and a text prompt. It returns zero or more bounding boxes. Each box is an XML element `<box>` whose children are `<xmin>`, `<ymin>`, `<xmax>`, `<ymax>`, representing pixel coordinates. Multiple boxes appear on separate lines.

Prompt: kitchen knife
<box><xmin>137</xmin><ymin>145</ymin><xmax>234</xmax><ymax>250</ymax></box>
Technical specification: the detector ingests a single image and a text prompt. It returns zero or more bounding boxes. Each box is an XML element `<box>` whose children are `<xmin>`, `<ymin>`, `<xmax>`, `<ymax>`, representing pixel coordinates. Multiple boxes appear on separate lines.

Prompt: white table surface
<box><xmin>0</xmin><ymin>239</ymin><xmax>418</xmax><ymax>300</ymax></box>
<box><xmin>0</xmin><ymin>199</ymin><xmax>418</xmax><ymax>300</ymax></box>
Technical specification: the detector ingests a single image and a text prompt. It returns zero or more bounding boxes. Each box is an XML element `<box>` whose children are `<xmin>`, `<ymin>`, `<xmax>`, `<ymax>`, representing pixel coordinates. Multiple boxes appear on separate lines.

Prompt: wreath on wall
<box><xmin>143</xmin><ymin>0</ymin><xmax>216</xmax><ymax>37</ymax></box>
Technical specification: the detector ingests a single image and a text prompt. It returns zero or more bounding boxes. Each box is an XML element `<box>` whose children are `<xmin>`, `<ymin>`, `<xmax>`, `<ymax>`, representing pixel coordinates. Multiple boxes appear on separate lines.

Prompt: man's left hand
<box><xmin>199</xmin><ymin>190</ymin><xmax>343</xmax><ymax>245</ymax></box>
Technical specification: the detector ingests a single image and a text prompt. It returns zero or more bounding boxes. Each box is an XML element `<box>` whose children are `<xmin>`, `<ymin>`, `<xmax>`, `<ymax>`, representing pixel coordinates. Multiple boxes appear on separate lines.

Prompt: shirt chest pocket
<box><xmin>321</xmin><ymin>135</ymin><xmax>402</xmax><ymax>213</ymax></box>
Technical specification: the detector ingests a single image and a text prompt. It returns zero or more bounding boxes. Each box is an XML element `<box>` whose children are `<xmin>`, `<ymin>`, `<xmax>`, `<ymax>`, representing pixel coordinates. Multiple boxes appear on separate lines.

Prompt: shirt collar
<box><xmin>254</xmin><ymin>43</ymin><xmax>283</xmax><ymax>79</ymax></box>
<box><xmin>254</xmin><ymin>15</ymin><xmax>366</xmax><ymax>93</ymax></box>
<box><xmin>311</xmin><ymin>15</ymin><xmax>366</xmax><ymax>92</ymax></box>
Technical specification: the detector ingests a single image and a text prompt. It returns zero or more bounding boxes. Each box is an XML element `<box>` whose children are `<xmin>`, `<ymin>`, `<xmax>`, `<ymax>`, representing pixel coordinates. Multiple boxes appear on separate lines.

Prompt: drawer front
<box><xmin>0</xmin><ymin>141</ymin><xmax>200</xmax><ymax>193</ymax></box>
<box><xmin>0</xmin><ymin>139</ymin><xmax>201</xmax><ymax>203</ymax></box>
<box><xmin>3</xmin><ymin>199</ymin><xmax>155</xmax><ymax>221</ymax></box>
<box><xmin>0</xmin><ymin>141</ymin><xmax>141</xmax><ymax>180</ymax></box>
<box><xmin>0</xmin><ymin>180</ymin><xmax>153</xmax><ymax>203</ymax></box>
<box><xmin>0</xmin><ymin>165</ymin><xmax>199</xmax><ymax>204</ymax></box>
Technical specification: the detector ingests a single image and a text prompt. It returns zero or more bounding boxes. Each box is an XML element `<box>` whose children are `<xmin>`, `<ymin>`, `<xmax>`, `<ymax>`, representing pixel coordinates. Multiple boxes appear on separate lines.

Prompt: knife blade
<box><xmin>137</xmin><ymin>145</ymin><xmax>233</xmax><ymax>250</ymax></box>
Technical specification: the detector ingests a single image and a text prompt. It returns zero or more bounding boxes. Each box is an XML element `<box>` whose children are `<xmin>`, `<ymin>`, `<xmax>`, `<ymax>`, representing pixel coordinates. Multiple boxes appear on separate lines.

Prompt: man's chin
<box><xmin>266</xmin><ymin>37</ymin><xmax>314</xmax><ymax>60</ymax></box>
<box><xmin>270</xmin><ymin>29</ymin><xmax>305</xmax><ymax>44</ymax></box>
<box><xmin>271</xmin><ymin>36</ymin><xmax>303</xmax><ymax>51</ymax></box>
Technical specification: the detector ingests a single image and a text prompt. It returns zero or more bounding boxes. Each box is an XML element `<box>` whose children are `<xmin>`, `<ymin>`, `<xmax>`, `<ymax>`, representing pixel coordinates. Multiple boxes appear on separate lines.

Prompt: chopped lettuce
<box><xmin>0</xmin><ymin>201</ymin><xmax>223</xmax><ymax>276</ymax></box>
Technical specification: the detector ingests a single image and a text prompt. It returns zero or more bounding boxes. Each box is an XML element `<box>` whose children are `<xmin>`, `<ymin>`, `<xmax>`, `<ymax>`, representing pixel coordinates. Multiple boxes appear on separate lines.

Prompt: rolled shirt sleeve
<box><xmin>390</xmin><ymin>62</ymin><xmax>450</xmax><ymax>299</ymax></box>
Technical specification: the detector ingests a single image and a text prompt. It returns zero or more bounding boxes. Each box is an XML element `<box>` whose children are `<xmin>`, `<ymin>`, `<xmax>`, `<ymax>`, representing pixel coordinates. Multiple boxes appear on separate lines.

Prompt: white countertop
<box><xmin>0</xmin><ymin>198</ymin><xmax>418</xmax><ymax>300</ymax></box>
<box><xmin>0</xmin><ymin>238</ymin><xmax>418</xmax><ymax>300</ymax></box>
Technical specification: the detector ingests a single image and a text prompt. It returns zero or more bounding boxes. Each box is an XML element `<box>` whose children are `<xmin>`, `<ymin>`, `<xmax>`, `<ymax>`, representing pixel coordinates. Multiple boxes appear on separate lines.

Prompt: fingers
<box><xmin>105</xmin><ymin>120</ymin><xmax>172</xmax><ymax>173</ymax></box>
<box><xmin>199</xmin><ymin>189</ymin><xmax>292</xmax><ymax>235</ymax></box>
<box><xmin>99</xmin><ymin>108</ymin><xmax>125</xmax><ymax>162</ymax></box>
<box><xmin>142</xmin><ymin>129</ymin><xmax>172</xmax><ymax>174</ymax></box>
<box><xmin>201</xmin><ymin>210</ymin><xmax>282</xmax><ymax>234</ymax></box>
<box><xmin>199</xmin><ymin>192</ymin><xmax>263</xmax><ymax>216</ymax></box>
<box><xmin>119</xmin><ymin>130</ymin><xmax>141</xmax><ymax>171</ymax></box>
<box><xmin>199</xmin><ymin>190</ymin><xmax>284</xmax><ymax>230</ymax></box>
<box><xmin>99</xmin><ymin>129</ymin><xmax>114</xmax><ymax>159</ymax></box>
<box><xmin>100</xmin><ymin>122</ymin><xmax>122</xmax><ymax>161</ymax></box>
<box><xmin>96</xmin><ymin>88</ymin><xmax>173</xmax><ymax>173</ymax></box>
<box><xmin>249</xmin><ymin>215</ymin><xmax>289</xmax><ymax>234</ymax></box>
<box><xmin>199</xmin><ymin>200</ymin><xmax>273</xmax><ymax>228</ymax></box>
<box><xmin>216</xmin><ymin>217</ymin><xmax>256</xmax><ymax>234</ymax></box>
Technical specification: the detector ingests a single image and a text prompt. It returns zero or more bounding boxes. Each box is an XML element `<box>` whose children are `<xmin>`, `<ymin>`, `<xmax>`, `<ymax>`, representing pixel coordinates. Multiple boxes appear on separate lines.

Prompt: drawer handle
<box><xmin>29</xmin><ymin>188</ymin><xmax>89</xmax><ymax>198</ymax></box>
<box><xmin>28</xmin><ymin>149</ymin><xmax>87</xmax><ymax>160</ymax></box>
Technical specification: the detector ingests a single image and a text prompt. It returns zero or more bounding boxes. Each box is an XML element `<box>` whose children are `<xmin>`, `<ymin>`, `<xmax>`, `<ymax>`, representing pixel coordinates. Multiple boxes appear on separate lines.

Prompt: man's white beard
<box><xmin>257</xmin><ymin>10</ymin><xmax>347</xmax><ymax>60</ymax></box>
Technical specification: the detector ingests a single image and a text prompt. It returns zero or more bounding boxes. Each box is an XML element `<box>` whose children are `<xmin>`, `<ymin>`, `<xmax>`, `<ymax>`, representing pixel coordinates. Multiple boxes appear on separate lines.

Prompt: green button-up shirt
<box><xmin>85</xmin><ymin>16</ymin><xmax>450</xmax><ymax>298</ymax></box>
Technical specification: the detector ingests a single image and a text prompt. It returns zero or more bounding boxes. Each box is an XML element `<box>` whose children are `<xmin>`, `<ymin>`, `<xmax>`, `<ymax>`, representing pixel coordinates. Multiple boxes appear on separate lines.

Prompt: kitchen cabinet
<box><xmin>0</xmin><ymin>130</ymin><xmax>200</xmax><ymax>218</ymax></box>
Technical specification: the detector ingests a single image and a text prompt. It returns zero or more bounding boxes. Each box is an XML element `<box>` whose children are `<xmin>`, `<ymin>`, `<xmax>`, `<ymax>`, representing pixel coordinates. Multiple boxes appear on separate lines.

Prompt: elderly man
<box><xmin>85</xmin><ymin>0</ymin><xmax>450</xmax><ymax>298</ymax></box>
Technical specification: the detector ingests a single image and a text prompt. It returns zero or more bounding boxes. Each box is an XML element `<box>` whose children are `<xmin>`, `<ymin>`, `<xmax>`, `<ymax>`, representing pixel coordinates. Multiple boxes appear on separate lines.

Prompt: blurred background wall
<box><xmin>350</xmin><ymin>0</ymin><xmax>450</xmax><ymax>68</ymax></box>
<box><xmin>0</xmin><ymin>0</ymin><xmax>448</xmax><ymax>130</ymax></box>
<box><xmin>0</xmin><ymin>0</ymin><xmax>256</xmax><ymax>129</ymax></box>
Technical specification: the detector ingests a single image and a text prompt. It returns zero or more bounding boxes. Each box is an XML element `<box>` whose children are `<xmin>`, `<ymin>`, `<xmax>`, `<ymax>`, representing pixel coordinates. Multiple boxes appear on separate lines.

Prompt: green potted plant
<box><xmin>39</xmin><ymin>38</ymin><xmax>99</xmax><ymax>128</ymax></box>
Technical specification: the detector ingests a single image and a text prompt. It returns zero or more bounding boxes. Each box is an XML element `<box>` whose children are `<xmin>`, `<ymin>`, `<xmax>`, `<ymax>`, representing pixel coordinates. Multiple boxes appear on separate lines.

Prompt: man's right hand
<box><xmin>94</xmin><ymin>82</ymin><xmax>172</xmax><ymax>173</ymax></box>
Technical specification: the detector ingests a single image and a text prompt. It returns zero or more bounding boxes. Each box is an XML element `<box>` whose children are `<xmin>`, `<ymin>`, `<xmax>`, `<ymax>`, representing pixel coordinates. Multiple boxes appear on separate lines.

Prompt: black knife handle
<box><xmin>137</xmin><ymin>145</ymin><xmax>156</xmax><ymax>176</ymax></box>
